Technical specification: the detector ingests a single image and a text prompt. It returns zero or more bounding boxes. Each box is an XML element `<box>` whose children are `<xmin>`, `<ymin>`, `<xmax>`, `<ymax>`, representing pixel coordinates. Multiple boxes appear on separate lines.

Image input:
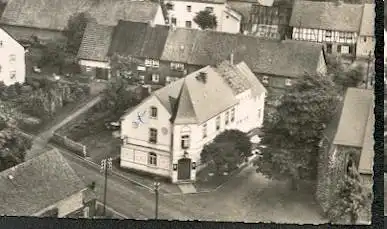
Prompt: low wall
<box><xmin>50</xmin><ymin>132</ymin><xmax>87</xmax><ymax>157</ymax></box>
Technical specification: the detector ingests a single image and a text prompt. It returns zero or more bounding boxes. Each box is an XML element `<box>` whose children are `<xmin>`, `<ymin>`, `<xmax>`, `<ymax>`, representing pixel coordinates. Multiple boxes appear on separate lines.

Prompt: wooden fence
<box><xmin>50</xmin><ymin>132</ymin><xmax>88</xmax><ymax>157</ymax></box>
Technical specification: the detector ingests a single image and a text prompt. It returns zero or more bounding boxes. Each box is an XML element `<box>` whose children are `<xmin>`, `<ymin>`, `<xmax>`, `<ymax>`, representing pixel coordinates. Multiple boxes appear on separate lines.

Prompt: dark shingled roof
<box><xmin>161</xmin><ymin>28</ymin><xmax>324</xmax><ymax>78</ymax></box>
<box><xmin>0</xmin><ymin>0</ymin><xmax>160</xmax><ymax>31</ymax></box>
<box><xmin>108</xmin><ymin>20</ymin><xmax>169</xmax><ymax>59</ymax></box>
<box><xmin>77</xmin><ymin>22</ymin><xmax>114</xmax><ymax>61</ymax></box>
<box><xmin>0</xmin><ymin>149</ymin><xmax>86</xmax><ymax>216</ymax></box>
<box><xmin>289</xmin><ymin>0</ymin><xmax>363</xmax><ymax>32</ymax></box>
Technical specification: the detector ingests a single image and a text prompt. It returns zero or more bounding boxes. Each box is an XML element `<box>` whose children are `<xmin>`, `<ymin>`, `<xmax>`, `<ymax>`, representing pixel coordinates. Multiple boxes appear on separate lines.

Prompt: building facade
<box><xmin>165</xmin><ymin>0</ymin><xmax>242</xmax><ymax>33</ymax></box>
<box><xmin>356</xmin><ymin>4</ymin><xmax>375</xmax><ymax>60</ymax></box>
<box><xmin>0</xmin><ymin>27</ymin><xmax>25</xmax><ymax>86</ymax></box>
<box><xmin>289</xmin><ymin>1</ymin><xmax>363</xmax><ymax>59</ymax></box>
<box><xmin>119</xmin><ymin>61</ymin><xmax>266</xmax><ymax>183</ymax></box>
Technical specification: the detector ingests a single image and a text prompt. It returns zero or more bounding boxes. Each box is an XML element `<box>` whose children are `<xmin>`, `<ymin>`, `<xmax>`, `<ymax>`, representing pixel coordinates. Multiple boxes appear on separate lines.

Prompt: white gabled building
<box><xmin>119</xmin><ymin>60</ymin><xmax>266</xmax><ymax>183</ymax></box>
<box><xmin>165</xmin><ymin>0</ymin><xmax>242</xmax><ymax>34</ymax></box>
<box><xmin>0</xmin><ymin>27</ymin><xmax>26</xmax><ymax>86</ymax></box>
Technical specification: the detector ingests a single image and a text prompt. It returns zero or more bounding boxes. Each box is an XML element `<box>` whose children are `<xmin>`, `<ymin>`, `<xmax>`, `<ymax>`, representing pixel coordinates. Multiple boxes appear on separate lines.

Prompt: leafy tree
<box><xmin>39</xmin><ymin>41</ymin><xmax>70</xmax><ymax>74</ymax></box>
<box><xmin>254</xmin><ymin>74</ymin><xmax>341</xmax><ymax>189</ymax></box>
<box><xmin>0</xmin><ymin>120</ymin><xmax>32</xmax><ymax>171</ymax></box>
<box><xmin>327</xmin><ymin>165</ymin><xmax>372</xmax><ymax>224</ymax></box>
<box><xmin>193</xmin><ymin>10</ymin><xmax>218</xmax><ymax>30</ymax></box>
<box><xmin>326</xmin><ymin>56</ymin><xmax>364</xmax><ymax>91</ymax></box>
<box><xmin>101</xmin><ymin>77</ymin><xmax>144</xmax><ymax>115</ymax></box>
<box><xmin>201</xmin><ymin>129</ymin><xmax>252</xmax><ymax>173</ymax></box>
<box><xmin>110</xmin><ymin>53</ymin><xmax>143</xmax><ymax>82</ymax></box>
<box><xmin>64</xmin><ymin>12</ymin><xmax>89</xmax><ymax>54</ymax></box>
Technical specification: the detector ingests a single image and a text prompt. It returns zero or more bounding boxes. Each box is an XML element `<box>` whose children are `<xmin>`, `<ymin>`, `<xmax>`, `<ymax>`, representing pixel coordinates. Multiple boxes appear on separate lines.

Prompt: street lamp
<box><xmin>154</xmin><ymin>182</ymin><xmax>160</xmax><ymax>219</ymax></box>
<box><xmin>100</xmin><ymin>156</ymin><xmax>113</xmax><ymax>217</ymax></box>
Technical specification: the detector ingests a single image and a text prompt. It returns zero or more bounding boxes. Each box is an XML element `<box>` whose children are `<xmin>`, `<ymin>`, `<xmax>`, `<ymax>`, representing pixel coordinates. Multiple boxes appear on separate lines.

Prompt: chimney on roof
<box><xmin>230</xmin><ymin>52</ymin><xmax>234</xmax><ymax>65</ymax></box>
<box><xmin>196</xmin><ymin>72</ymin><xmax>207</xmax><ymax>83</ymax></box>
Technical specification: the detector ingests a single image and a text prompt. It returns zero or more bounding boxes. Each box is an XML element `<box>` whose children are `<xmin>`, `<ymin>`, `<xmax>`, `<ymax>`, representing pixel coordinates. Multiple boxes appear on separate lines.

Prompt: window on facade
<box><xmin>185</xmin><ymin>21</ymin><xmax>192</xmax><ymax>28</ymax></box>
<box><xmin>181</xmin><ymin>135</ymin><xmax>190</xmax><ymax>149</ymax></box>
<box><xmin>152</xmin><ymin>60</ymin><xmax>159</xmax><ymax>68</ymax></box>
<box><xmin>325</xmin><ymin>30</ymin><xmax>332</xmax><ymax>39</ymax></box>
<box><xmin>139</xmin><ymin>75</ymin><xmax>145</xmax><ymax>82</ymax></box>
<box><xmin>285</xmin><ymin>79</ymin><xmax>292</xmax><ymax>86</ymax></box>
<box><xmin>150</xmin><ymin>106</ymin><xmax>157</xmax><ymax>118</ymax></box>
<box><xmin>145</xmin><ymin>59</ymin><xmax>152</xmax><ymax>67</ymax></box>
<box><xmin>340</xmin><ymin>45</ymin><xmax>350</xmax><ymax>54</ymax></box>
<box><xmin>148</xmin><ymin>152</ymin><xmax>157</xmax><ymax>165</ymax></box>
<box><xmin>149</xmin><ymin>128</ymin><xmax>158</xmax><ymax>143</ymax></box>
<box><xmin>10</xmin><ymin>71</ymin><xmax>16</xmax><ymax>79</ymax></box>
<box><xmin>363</xmin><ymin>36</ymin><xmax>367</xmax><ymax>42</ymax></box>
<box><xmin>258</xmin><ymin>108</ymin><xmax>262</xmax><ymax>120</ymax></box>
<box><xmin>225</xmin><ymin>111</ymin><xmax>229</xmax><ymax>125</ymax></box>
<box><xmin>337</xmin><ymin>45</ymin><xmax>342</xmax><ymax>53</ymax></box>
<box><xmin>326</xmin><ymin>44</ymin><xmax>332</xmax><ymax>54</ymax></box>
<box><xmin>166</xmin><ymin>3</ymin><xmax>174</xmax><ymax>10</ymax></box>
<box><xmin>262</xmin><ymin>76</ymin><xmax>269</xmax><ymax>84</ymax></box>
<box><xmin>170</xmin><ymin>62</ymin><xmax>184</xmax><ymax>71</ymax></box>
<box><xmin>0</xmin><ymin>41</ymin><xmax>3</xmax><ymax>48</ymax></box>
<box><xmin>202</xmin><ymin>123</ymin><xmax>207</xmax><ymax>138</ymax></box>
<box><xmin>152</xmin><ymin>74</ymin><xmax>160</xmax><ymax>82</ymax></box>
<box><xmin>171</xmin><ymin>17</ymin><xmax>177</xmax><ymax>25</ymax></box>
<box><xmin>85</xmin><ymin>66</ymin><xmax>92</xmax><ymax>72</ymax></box>
<box><xmin>339</xmin><ymin>33</ymin><xmax>345</xmax><ymax>42</ymax></box>
<box><xmin>216</xmin><ymin>116</ymin><xmax>220</xmax><ymax>130</ymax></box>
<box><xmin>230</xmin><ymin>108</ymin><xmax>235</xmax><ymax>122</ymax></box>
<box><xmin>83</xmin><ymin>207</ymin><xmax>90</xmax><ymax>218</ymax></box>
<box><xmin>9</xmin><ymin>54</ymin><xmax>16</xmax><ymax>63</ymax></box>
<box><xmin>187</xmin><ymin>5</ymin><xmax>191</xmax><ymax>12</ymax></box>
<box><xmin>205</xmin><ymin>7</ymin><xmax>214</xmax><ymax>12</ymax></box>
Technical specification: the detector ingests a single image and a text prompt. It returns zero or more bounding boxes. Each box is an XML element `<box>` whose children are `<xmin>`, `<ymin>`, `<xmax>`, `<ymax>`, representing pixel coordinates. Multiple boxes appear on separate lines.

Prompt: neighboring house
<box><xmin>164</xmin><ymin>0</ymin><xmax>242</xmax><ymax>33</ymax></box>
<box><xmin>78</xmin><ymin>20</ymin><xmax>327</xmax><ymax>91</ymax></box>
<box><xmin>247</xmin><ymin>4</ymin><xmax>292</xmax><ymax>40</ymax></box>
<box><xmin>119</xmin><ymin>61</ymin><xmax>266</xmax><ymax>183</ymax></box>
<box><xmin>0</xmin><ymin>149</ymin><xmax>96</xmax><ymax>218</ymax></box>
<box><xmin>356</xmin><ymin>4</ymin><xmax>375</xmax><ymax>60</ymax></box>
<box><xmin>0</xmin><ymin>27</ymin><xmax>25</xmax><ymax>86</ymax></box>
<box><xmin>316</xmin><ymin>88</ymin><xmax>374</xmax><ymax>224</ymax></box>
<box><xmin>0</xmin><ymin>0</ymin><xmax>165</xmax><ymax>42</ymax></box>
<box><xmin>289</xmin><ymin>1</ymin><xmax>363</xmax><ymax>59</ymax></box>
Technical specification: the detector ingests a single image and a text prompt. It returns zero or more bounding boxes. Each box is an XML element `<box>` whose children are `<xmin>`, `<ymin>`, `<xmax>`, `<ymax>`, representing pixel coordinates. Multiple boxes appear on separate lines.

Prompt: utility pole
<box><xmin>154</xmin><ymin>182</ymin><xmax>160</xmax><ymax>219</ymax></box>
<box><xmin>100</xmin><ymin>157</ymin><xmax>113</xmax><ymax>217</ymax></box>
<box><xmin>365</xmin><ymin>51</ymin><xmax>372</xmax><ymax>89</ymax></box>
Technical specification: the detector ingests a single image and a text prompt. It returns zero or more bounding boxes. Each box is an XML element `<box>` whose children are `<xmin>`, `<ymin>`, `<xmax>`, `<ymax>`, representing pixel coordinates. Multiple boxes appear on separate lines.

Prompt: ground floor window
<box><xmin>148</xmin><ymin>152</ymin><xmax>157</xmax><ymax>165</ymax></box>
<box><xmin>326</xmin><ymin>44</ymin><xmax>332</xmax><ymax>54</ymax></box>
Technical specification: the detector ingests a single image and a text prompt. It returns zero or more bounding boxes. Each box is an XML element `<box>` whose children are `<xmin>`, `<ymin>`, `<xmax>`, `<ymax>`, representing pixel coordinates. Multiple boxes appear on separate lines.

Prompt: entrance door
<box><xmin>177</xmin><ymin>158</ymin><xmax>191</xmax><ymax>180</ymax></box>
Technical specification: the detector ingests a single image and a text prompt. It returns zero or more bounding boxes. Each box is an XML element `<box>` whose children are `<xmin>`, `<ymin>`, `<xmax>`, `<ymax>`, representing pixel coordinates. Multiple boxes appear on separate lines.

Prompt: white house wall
<box><xmin>356</xmin><ymin>36</ymin><xmax>375</xmax><ymax>59</ymax></box>
<box><xmin>33</xmin><ymin>191</ymin><xmax>84</xmax><ymax>217</ymax></box>
<box><xmin>292</xmin><ymin>27</ymin><xmax>357</xmax><ymax>44</ymax></box>
<box><xmin>78</xmin><ymin>59</ymin><xmax>110</xmax><ymax>69</ymax></box>
<box><xmin>0</xmin><ymin>29</ymin><xmax>26</xmax><ymax>86</ymax></box>
<box><xmin>120</xmin><ymin>95</ymin><xmax>173</xmax><ymax>176</ymax></box>
<box><xmin>154</xmin><ymin>5</ymin><xmax>167</xmax><ymax>25</ymax></box>
<box><xmin>166</xmin><ymin>1</ymin><xmax>240</xmax><ymax>33</ymax></box>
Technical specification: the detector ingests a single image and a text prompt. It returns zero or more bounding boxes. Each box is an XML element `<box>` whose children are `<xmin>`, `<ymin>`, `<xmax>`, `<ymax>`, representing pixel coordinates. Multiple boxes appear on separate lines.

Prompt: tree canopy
<box><xmin>254</xmin><ymin>74</ymin><xmax>341</xmax><ymax>187</ymax></box>
<box><xmin>193</xmin><ymin>10</ymin><xmax>218</xmax><ymax>30</ymax></box>
<box><xmin>64</xmin><ymin>12</ymin><xmax>89</xmax><ymax>54</ymax></box>
<box><xmin>327</xmin><ymin>165</ymin><xmax>372</xmax><ymax>224</ymax></box>
<box><xmin>201</xmin><ymin>129</ymin><xmax>252</xmax><ymax>173</ymax></box>
<box><xmin>326</xmin><ymin>56</ymin><xmax>365</xmax><ymax>90</ymax></box>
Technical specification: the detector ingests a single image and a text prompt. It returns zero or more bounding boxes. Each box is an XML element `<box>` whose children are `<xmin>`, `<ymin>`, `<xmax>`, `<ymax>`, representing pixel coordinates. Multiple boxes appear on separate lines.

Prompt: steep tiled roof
<box><xmin>333</xmin><ymin>88</ymin><xmax>374</xmax><ymax>147</ymax></box>
<box><xmin>0</xmin><ymin>149</ymin><xmax>86</xmax><ymax>216</ymax></box>
<box><xmin>359</xmin><ymin>4</ymin><xmax>375</xmax><ymax>36</ymax></box>
<box><xmin>77</xmin><ymin>22</ymin><xmax>114</xmax><ymax>61</ymax></box>
<box><xmin>154</xmin><ymin>62</ymin><xmax>265</xmax><ymax>125</ymax></box>
<box><xmin>108</xmin><ymin>20</ymin><xmax>169</xmax><ymax>59</ymax></box>
<box><xmin>289</xmin><ymin>0</ymin><xmax>363</xmax><ymax>32</ymax></box>
<box><xmin>0</xmin><ymin>0</ymin><xmax>160</xmax><ymax>31</ymax></box>
<box><xmin>161</xmin><ymin>28</ymin><xmax>323</xmax><ymax>78</ymax></box>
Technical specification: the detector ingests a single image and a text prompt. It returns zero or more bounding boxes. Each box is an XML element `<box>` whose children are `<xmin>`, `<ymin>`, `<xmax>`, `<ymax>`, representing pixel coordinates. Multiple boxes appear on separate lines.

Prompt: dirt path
<box><xmin>24</xmin><ymin>95</ymin><xmax>102</xmax><ymax>160</ymax></box>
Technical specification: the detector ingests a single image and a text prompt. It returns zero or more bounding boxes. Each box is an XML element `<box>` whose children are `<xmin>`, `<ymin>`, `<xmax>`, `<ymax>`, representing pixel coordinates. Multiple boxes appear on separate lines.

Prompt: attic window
<box><xmin>285</xmin><ymin>79</ymin><xmax>292</xmax><ymax>86</ymax></box>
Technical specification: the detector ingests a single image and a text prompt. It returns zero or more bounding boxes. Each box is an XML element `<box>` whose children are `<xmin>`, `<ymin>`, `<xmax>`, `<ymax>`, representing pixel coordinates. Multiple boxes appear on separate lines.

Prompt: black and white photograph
<box><xmin>0</xmin><ymin>0</ymin><xmax>379</xmax><ymax>226</ymax></box>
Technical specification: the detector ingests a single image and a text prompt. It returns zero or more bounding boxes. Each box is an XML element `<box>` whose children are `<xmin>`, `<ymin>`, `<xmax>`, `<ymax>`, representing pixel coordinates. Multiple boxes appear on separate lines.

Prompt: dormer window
<box><xmin>285</xmin><ymin>79</ymin><xmax>292</xmax><ymax>86</ymax></box>
<box><xmin>150</xmin><ymin>106</ymin><xmax>158</xmax><ymax>118</ymax></box>
<box><xmin>262</xmin><ymin>76</ymin><xmax>269</xmax><ymax>84</ymax></box>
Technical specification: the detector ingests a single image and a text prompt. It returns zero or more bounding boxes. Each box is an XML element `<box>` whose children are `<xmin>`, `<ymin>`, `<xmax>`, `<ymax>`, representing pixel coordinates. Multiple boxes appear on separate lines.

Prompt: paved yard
<box><xmin>181</xmin><ymin>165</ymin><xmax>327</xmax><ymax>224</ymax></box>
